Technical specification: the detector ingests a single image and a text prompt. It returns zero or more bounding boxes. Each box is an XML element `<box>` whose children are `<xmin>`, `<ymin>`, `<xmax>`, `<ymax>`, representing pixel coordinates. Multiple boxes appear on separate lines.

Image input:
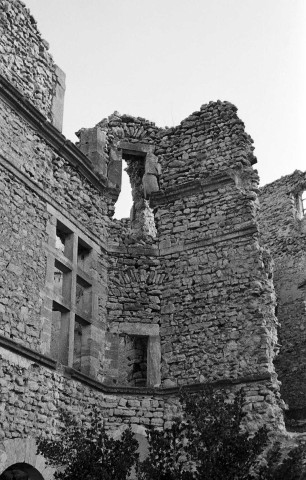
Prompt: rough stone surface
<box><xmin>0</xmin><ymin>0</ymin><xmax>63</xmax><ymax>124</ymax></box>
<box><xmin>1</xmin><ymin>0</ymin><xmax>302</xmax><ymax>477</ymax></box>
<box><xmin>259</xmin><ymin>170</ymin><xmax>306</xmax><ymax>430</ymax></box>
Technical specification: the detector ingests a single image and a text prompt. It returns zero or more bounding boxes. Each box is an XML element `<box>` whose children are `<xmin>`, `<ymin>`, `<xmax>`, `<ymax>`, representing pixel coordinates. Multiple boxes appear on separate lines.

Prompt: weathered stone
<box><xmin>0</xmin><ymin>1</ymin><xmax>298</xmax><ymax>476</ymax></box>
<box><xmin>142</xmin><ymin>173</ymin><xmax>159</xmax><ymax>199</ymax></box>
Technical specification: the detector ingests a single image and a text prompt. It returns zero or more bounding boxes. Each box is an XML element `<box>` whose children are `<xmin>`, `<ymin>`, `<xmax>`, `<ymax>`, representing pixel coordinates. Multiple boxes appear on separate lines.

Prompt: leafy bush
<box><xmin>137</xmin><ymin>387</ymin><xmax>269</xmax><ymax>480</ymax></box>
<box><xmin>37</xmin><ymin>408</ymin><xmax>138</xmax><ymax>480</ymax></box>
<box><xmin>38</xmin><ymin>389</ymin><xmax>306</xmax><ymax>479</ymax></box>
<box><xmin>258</xmin><ymin>443</ymin><xmax>306</xmax><ymax>480</ymax></box>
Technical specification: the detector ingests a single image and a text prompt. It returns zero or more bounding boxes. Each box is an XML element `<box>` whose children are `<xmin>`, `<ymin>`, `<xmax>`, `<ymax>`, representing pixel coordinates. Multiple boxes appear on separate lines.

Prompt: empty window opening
<box><xmin>295</xmin><ymin>191</ymin><xmax>306</xmax><ymax>219</ymax></box>
<box><xmin>53</xmin><ymin>259</ymin><xmax>72</xmax><ymax>303</ymax></box>
<box><xmin>76</xmin><ymin>275</ymin><xmax>92</xmax><ymax>318</ymax></box>
<box><xmin>118</xmin><ymin>335</ymin><xmax>148</xmax><ymax>386</ymax></box>
<box><xmin>123</xmin><ymin>152</ymin><xmax>157</xmax><ymax>237</ymax></box>
<box><xmin>55</xmin><ymin>220</ymin><xmax>73</xmax><ymax>259</ymax></box>
<box><xmin>73</xmin><ymin>315</ymin><xmax>90</xmax><ymax>373</ymax></box>
<box><xmin>47</xmin><ymin>215</ymin><xmax>98</xmax><ymax>376</ymax></box>
<box><xmin>113</xmin><ymin>160</ymin><xmax>133</xmax><ymax>219</ymax></box>
<box><xmin>77</xmin><ymin>238</ymin><xmax>92</xmax><ymax>271</ymax></box>
<box><xmin>50</xmin><ymin>302</ymin><xmax>69</xmax><ymax>364</ymax></box>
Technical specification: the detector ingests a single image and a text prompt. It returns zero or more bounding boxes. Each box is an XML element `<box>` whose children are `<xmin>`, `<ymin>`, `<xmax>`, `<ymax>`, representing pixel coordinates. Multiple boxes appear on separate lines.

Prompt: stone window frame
<box><xmin>302</xmin><ymin>192</ymin><xmax>306</xmax><ymax>217</ymax></box>
<box><xmin>41</xmin><ymin>204</ymin><xmax>101</xmax><ymax>376</ymax></box>
<box><xmin>295</xmin><ymin>190</ymin><xmax>306</xmax><ymax>220</ymax></box>
<box><xmin>114</xmin><ymin>141</ymin><xmax>160</xmax><ymax>236</ymax></box>
<box><xmin>109</xmin><ymin>322</ymin><xmax>161</xmax><ymax>388</ymax></box>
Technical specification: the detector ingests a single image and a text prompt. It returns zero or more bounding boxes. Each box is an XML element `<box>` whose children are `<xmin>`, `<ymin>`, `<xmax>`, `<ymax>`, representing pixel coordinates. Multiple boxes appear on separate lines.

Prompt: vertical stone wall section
<box><xmin>259</xmin><ymin>170</ymin><xmax>306</xmax><ymax>428</ymax></box>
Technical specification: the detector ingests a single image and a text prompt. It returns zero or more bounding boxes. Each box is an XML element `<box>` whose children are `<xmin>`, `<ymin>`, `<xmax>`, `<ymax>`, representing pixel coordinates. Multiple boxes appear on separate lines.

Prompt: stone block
<box><xmin>142</xmin><ymin>174</ymin><xmax>159</xmax><ymax>199</ymax></box>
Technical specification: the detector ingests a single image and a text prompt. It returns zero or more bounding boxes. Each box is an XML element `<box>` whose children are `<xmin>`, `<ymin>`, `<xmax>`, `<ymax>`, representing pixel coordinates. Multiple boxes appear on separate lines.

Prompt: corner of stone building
<box><xmin>0</xmin><ymin>0</ymin><xmax>63</xmax><ymax>122</ymax></box>
<box><xmin>258</xmin><ymin>169</ymin><xmax>306</xmax><ymax>432</ymax></box>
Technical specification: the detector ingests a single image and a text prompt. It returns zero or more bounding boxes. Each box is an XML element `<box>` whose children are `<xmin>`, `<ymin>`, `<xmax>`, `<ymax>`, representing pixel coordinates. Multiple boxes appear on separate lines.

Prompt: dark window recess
<box><xmin>48</xmin><ymin>219</ymin><xmax>96</xmax><ymax>376</ymax></box>
<box><xmin>51</xmin><ymin>301</ymin><xmax>69</xmax><ymax>365</ymax></box>
<box><xmin>55</xmin><ymin>220</ymin><xmax>73</xmax><ymax>259</ymax></box>
<box><xmin>302</xmin><ymin>192</ymin><xmax>306</xmax><ymax>217</ymax></box>
<box><xmin>73</xmin><ymin>316</ymin><xmax>90</xmax><ymax>374</ymax></box>
<box><xmin>118</xmin><ymin>335</ymin><xmax>148</xmax><ymax>386</ymax></box>
<box><xmin>77</xmin><ymin>238</ymin><xmax>92</xmax><ymax>271</ymax></box>
<box><xmin>53</xmin><ymin>259</ymin><xmax>72</xmax><ymax>304</ymax></box>
<box><xmin>76</xmin><ymin>276</ymin><xmax>92</xmax><ymax>318</ymax></box>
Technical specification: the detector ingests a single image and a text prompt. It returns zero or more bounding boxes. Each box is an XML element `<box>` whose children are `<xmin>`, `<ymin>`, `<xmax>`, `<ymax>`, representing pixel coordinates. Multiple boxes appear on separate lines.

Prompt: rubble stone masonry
<box><xmin>259</xmin><ymin>171</ymin><xmax>306</xmax><ymax>430</ymax></box>
<box><xmin>0</xmin><ymin>0</ymin><xmax>297</xmax><ymax>477</ymax></box>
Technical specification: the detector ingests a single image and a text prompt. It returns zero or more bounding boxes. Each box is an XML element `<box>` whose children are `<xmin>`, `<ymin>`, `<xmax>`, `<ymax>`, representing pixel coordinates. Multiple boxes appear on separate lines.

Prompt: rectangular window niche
<box><xmin>50</xmin><ymin>303</ymin><xmax>70</xmax><ymax>365</ymax></box>
<box><xmin>73</xmin><ymin>318</ymin><xmax>101</xmax><ymax>377</ymax></box>
<box><xmin>118</xmin><ymin>335</ymin><xmax>148</xmax><ymax>387</ymax></box>
<box><xmin>56</xmin><ymin>220</ymin><xmax>73</xmax><ymax>260</ymax></box>
<box><xmin>53</xmin><ymin>259</ymin><xmax>72</xmax><ymax>306</ymax></box>
<box><xmin>43</xmin><ymin>206</ymin><xmax>101</xmax><ymax>379</ymax></box>
<box><xmin>76</xmin><ymin>275</ymin><xmax>92</xmax><ymax>319</ymax></box>
<box><xmin>109</xmin><ymin>322</ymin><xmax>161</xmax><ymax>388</ymax></box>
<box><xmin>77</xmin><ymin>238</ymin><xmax>92</xmax><ymax>271</ymax></box>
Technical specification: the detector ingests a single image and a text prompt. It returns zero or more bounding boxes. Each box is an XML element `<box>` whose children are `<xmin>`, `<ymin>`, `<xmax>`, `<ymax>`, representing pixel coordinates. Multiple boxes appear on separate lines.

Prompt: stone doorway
<box><xmin>0</xmin><ymin>463</ymin><xmax>44</xmax><ymax>480</ymax></box>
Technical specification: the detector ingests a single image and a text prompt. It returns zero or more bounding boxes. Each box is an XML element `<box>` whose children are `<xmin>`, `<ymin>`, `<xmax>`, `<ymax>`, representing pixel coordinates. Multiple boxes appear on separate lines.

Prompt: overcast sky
<box><xmin>24</xmin><ymin>0</ymin><xmax>305</xmax><ymax>217</ymax></box>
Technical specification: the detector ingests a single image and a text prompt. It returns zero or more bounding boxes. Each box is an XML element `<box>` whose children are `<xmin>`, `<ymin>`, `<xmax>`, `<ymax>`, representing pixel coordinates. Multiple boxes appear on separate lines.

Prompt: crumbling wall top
<box><xmin>0</xmin><ymin>0</ymin><xmax>65</xmax><ymax>129</ymax></box>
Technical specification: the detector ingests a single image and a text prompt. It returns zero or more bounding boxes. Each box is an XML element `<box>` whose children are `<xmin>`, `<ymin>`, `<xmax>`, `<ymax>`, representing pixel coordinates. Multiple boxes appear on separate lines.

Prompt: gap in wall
<box><xmin>113</xmin><ymin>160</ymin><xmax>133</xmax><ymax>219</ymax></box>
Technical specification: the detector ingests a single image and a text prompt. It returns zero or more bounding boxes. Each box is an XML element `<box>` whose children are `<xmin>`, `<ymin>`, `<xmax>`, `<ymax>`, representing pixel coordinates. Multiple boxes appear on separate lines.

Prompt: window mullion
<box><xmin>67</xmin><ymin>233</ymin><xmax>78</xmax><ymax>367</ymax></box>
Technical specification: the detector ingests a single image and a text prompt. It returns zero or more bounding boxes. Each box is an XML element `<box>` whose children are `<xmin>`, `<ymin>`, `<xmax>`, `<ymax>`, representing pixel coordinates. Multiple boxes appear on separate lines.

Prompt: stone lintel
<box><xmin>119</xmin><ymin>141</ymin><xmax>154</xmax><ymax>157</ymax></box>
<box><xmin>110</xmin><ymin>322</ymin><xmax>159</xmax><ymax>337</ymax></box>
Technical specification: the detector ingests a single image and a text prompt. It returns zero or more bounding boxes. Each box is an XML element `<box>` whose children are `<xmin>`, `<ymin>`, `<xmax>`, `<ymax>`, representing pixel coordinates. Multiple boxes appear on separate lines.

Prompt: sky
<box><xmin>24</xmin><ymin>0</ymin><xmax>306</xmax><ymax>218</ymax></box>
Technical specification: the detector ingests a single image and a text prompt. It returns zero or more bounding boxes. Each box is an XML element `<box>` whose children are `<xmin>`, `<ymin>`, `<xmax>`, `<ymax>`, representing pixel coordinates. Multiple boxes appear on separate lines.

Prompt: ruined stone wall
<box><xmin>76</xmin><ymin>106</ymin><xmax>284</xmax><ymax>430</ymax></box>
<box><xmin>0</xmin><ymin>0</ymin><xmax>65</xmax><ymax>127</ymax></box>
<box><xmin>0</xmin><ymin>349</ymin><xmax>283</xmax><ymax>442</ymax></box>
<box><xmin>0</xmin><ymin>100</ymin><xmax>112</xmax><ymax>240</ymax></box>
<box><xmin>0</xmin><ymin>2</ymin><xmax>289</xmax><ymax>475</ymax></box>
<box><xmin>258</xmin><ymin>171</ymin><xmax>306</xmax><ymax>428</ymax></box>
<box><xmin>0</xmin><ymin>167</ymin><xmax>47</xmax><ymax>349</ymax></box>
<box><xmin>0</xmin><ymin>5</ymin><xmax>114</xmax><ymax>381</ymax></box>
<box><xmin>156</xmin><ymin>101</ymin><xmax>256</xmax><ymax>189</ymax></box>
<box><xmin>149</xmin><ymin>106</ymin><xmax>282</xmax><ymax>433</ymax></box>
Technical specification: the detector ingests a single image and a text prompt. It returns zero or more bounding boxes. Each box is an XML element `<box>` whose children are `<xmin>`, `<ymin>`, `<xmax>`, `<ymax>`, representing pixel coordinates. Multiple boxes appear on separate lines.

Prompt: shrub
<box><xmin>137</xmin><ymin>387</ymin><xmax>269</xmax><ymax>480</ymax></box>
<box><xmin>37</xmin><ymin>408</ymin><xmax>138</xmax><ymax>480</ymax></box>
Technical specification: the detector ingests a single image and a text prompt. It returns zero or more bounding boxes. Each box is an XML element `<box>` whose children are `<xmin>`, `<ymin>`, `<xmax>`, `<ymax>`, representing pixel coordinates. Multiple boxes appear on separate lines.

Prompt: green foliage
<box><xmin>37</xmin><ymin>390</ymin><xmax>306</xmax><ymax>480</ymax></box>
<box><xmin>37</xmin><ymin>408</ymin><xmax>138</xmax><ymax>480</ymax></box>
<box><xmin>258</xmin><ymin>443</ymin><xmax>306</xmax><ymax>480</ymax></box>
<box><xmin>137</xmin><ymin>387</ymin><xmax>269</xmax><ymax>480</ymax></box>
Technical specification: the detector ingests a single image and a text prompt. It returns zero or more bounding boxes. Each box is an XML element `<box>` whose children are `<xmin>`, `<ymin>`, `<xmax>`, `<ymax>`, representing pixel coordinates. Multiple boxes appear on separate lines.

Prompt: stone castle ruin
<box><xmin>0</xmin><ymin>0</ymin><xmax>305</xmax><ymax>478</ymax></box>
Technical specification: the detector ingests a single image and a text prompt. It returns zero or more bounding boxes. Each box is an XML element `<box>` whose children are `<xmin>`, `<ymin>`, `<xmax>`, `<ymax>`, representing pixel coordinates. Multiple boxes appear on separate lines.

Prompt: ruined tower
<box><xmin>0</xmin><ymin>0</ymin><xmax>290</xmax><ymax>477</ymax></box>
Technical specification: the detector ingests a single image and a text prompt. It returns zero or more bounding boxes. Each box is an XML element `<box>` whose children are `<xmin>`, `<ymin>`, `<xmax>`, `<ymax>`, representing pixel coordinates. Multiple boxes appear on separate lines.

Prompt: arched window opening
<box><xmin>0</xmin><ymin>463</ymin><xmax>44</xmax><ymax>480</ymax></box>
